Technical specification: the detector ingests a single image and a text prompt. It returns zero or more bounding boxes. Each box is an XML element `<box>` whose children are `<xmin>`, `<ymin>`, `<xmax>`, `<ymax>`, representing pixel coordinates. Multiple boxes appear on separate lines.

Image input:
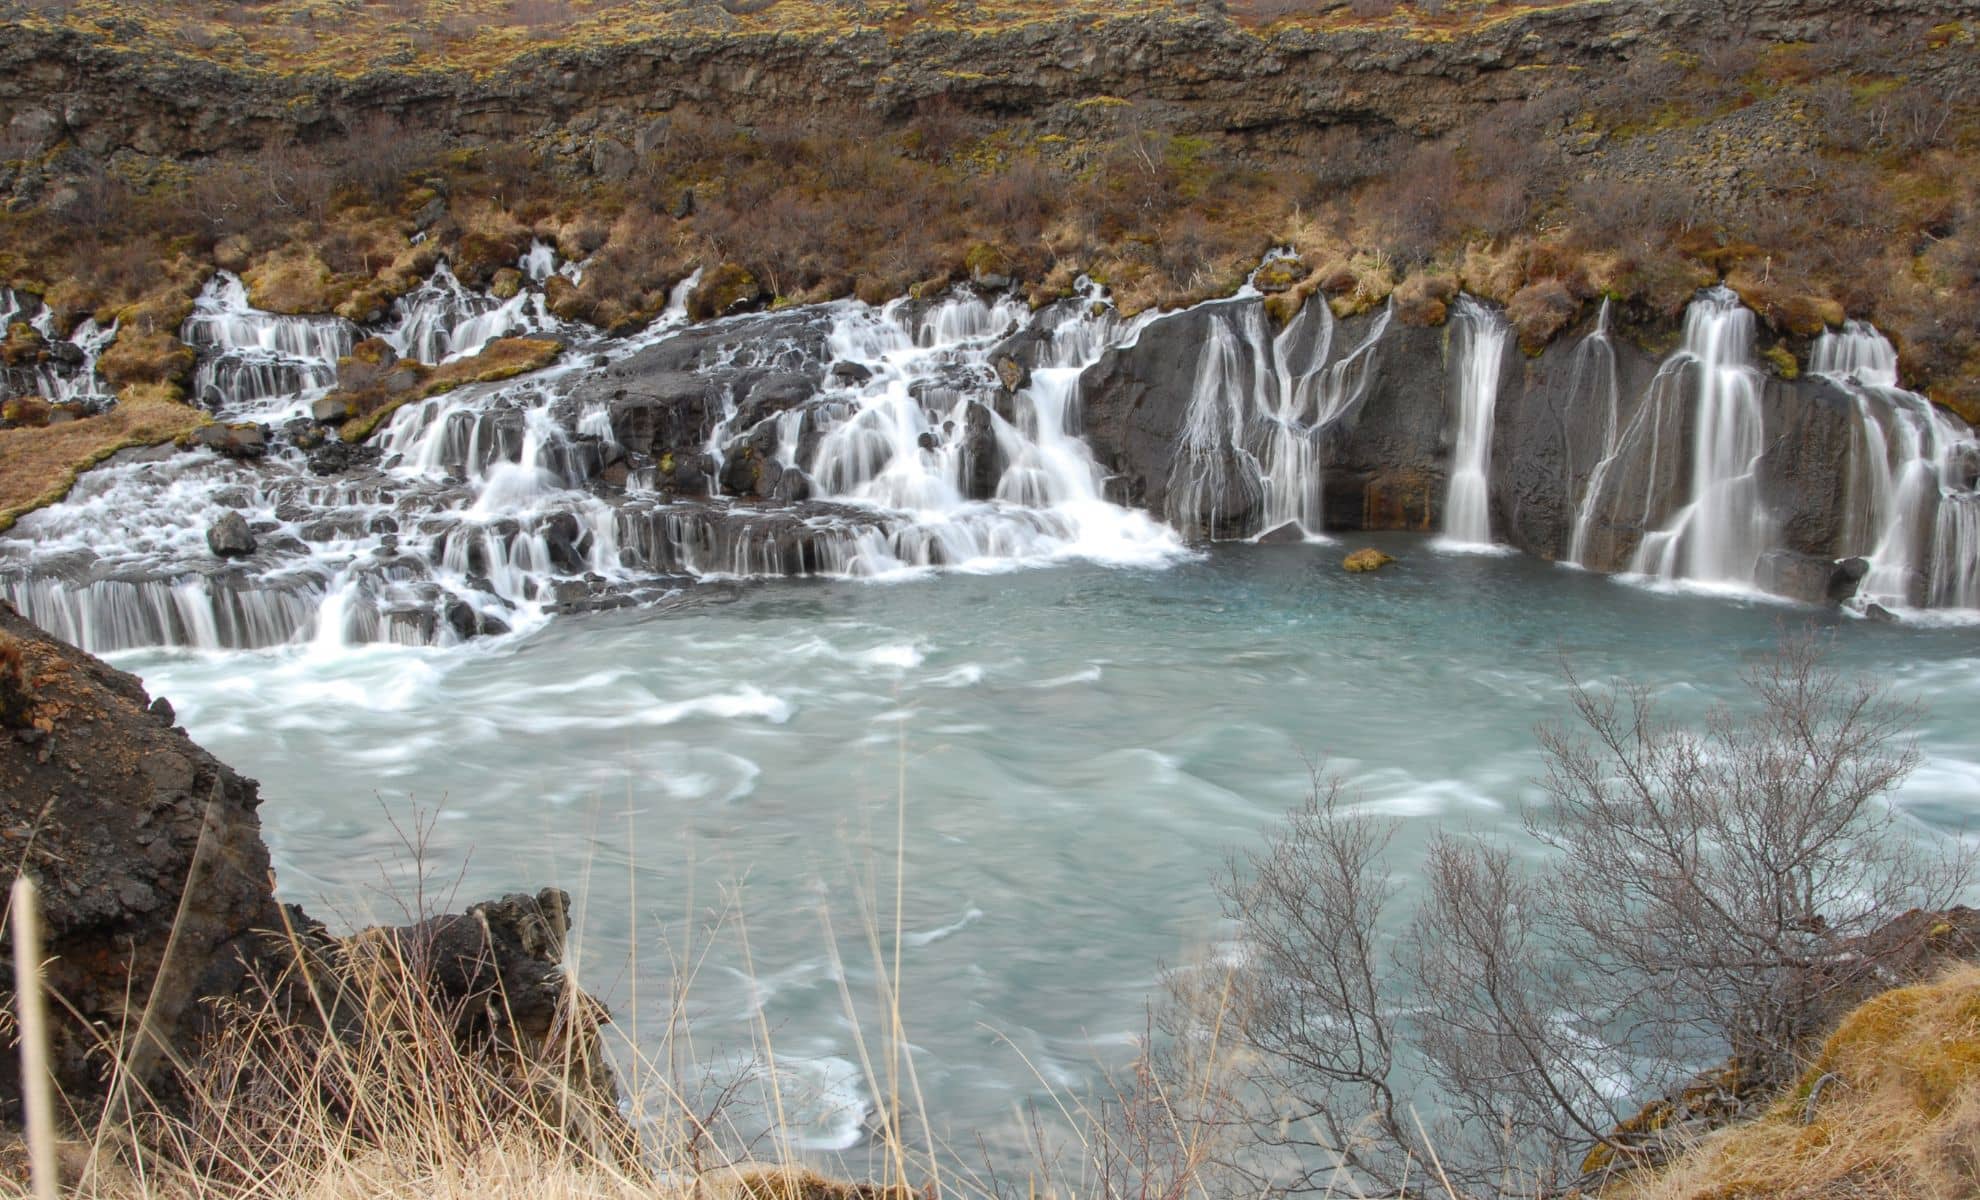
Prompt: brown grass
<box><xmin>1610</xmin><ymin>966</ymin><xmax>1980</xmax><ymax>1200</ymax></box>
<box><xmin>336</xmin><ymin>337</ymin><xmax>564</xmax><ymax>441</ymax></box>
<box><xmin>0</xmin><ymin>385</ymin><xmax>209</xmax><ymax>533</ymax></box>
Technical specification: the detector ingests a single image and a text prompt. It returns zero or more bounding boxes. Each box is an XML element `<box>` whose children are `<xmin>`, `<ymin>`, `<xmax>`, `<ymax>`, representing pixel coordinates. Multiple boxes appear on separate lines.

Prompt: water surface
<box><xmin>116</xmin><ymin>537</ymin><xmax>1980</xmax><ymax>1170</ymax></box>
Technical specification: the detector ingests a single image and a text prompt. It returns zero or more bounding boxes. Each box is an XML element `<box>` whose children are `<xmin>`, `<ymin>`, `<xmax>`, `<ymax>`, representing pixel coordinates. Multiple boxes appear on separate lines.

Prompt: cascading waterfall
<box><xmin>1438</xmin><ymin>298</ymin><xmax>1509</xmax><ymax>549</ymax></box>
<box><xmin>2</xmin><ymin>285</ymin><xmax>118</xmax><ymax>406</ymax></box>
<box><xmin>385</xmin><ymin>259</ymin><xmax>556</xmax><ymax>364</ymax></box>
<box><xmin>1816</xmin><ymin>322</ymin><xmax>1980</xmax><ymax>611</ymax></box>
<box><xmin>182</xmin><ymin>272</ymin><xmax>355</xmax><ymax>417</ymax></box>
<box><xmin>1162</xmin><ymin>296</ymin><xmax>1389</xmax><ymax>541</ymax></box>
<box><xmin>3</xmin><ymin>258</ymin><xmax>1187</xmax><ymax>652</ymax></box>
<box><xmin>1628</xmin><ymin>288</ymin><xmax>1775</xmax><ymax>590</ymax></box>
<box><xmin>1564</xmin><ymin>300</ymin><xmax>1623</xmax><ymax>566</ymax></box>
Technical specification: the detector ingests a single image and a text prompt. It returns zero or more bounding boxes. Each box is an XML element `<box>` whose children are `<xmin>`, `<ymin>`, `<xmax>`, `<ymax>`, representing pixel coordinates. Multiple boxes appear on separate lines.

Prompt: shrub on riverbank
<box><xmin>1160</xmin><ymin>633</ymin><xmax>1978</xmax><ymax>1197</ymax></box>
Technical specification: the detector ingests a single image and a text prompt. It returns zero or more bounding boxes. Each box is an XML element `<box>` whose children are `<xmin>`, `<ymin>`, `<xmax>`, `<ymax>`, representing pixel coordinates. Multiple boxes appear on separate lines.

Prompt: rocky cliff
<box><xmin>0</xmin><ymin>600</ymin><xmax>624</xmax><ymax>1148</ymax></box>
<box><xmin>1</xmin><ymin>0</ymin><xmax>1969</xmax><ymax>175</ymax></box>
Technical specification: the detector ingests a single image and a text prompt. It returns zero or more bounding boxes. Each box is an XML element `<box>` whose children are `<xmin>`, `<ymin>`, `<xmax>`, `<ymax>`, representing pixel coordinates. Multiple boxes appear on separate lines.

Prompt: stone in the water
<box><xmin>1344</xmin><ymin>547</ymin><xmax>1395</xmax><ymax>572</ymax></box>
<box><xmin>1255</xmin><ymin>521</ymin><xmax>1305</xmax><ymax>545</ymax></box>
<box><xmin>311</xmin><ymin>395</ymin><xmax>352</xmax><ymax>425</ymax></box>
<box><xmin>192</xmin><ymin>423</ymin><xmax>268</xmax><ymax>459</ymax></box>
<box><xmin>206</xmin><ymin>511</ymin><xmax>255</xmax><ymax>557</ymax></box>
<box><xmin>1865</xmin><ymin>603</ymin><xmax>1898</xmax><ymax>623</ymax></box>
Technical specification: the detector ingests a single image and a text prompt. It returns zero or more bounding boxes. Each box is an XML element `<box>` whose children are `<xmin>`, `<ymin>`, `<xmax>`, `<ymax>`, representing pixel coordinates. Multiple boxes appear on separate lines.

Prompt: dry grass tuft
<box><xmin>1612</xmin><ymin>966</ymin><xmax>1980</xmax><ymax>1200</ymax></box>
<box><xmin>0</xmin><ymin>385</ymin><xmax>208</xmax><ymax>532</ymax></box>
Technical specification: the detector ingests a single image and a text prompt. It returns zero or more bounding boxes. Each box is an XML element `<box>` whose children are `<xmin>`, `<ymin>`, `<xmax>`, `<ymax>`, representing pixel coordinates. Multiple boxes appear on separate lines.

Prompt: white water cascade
<box><xmin>2</xmin><ymin>258</ymin><xmax>1195</xmax><ymax>652</ymax></box>
<box><xmin>182</xmin><ymin>272</ymin><xmax>356</xmax><ymax>418</ymax></box>
<box><xmin>1163</xmin><ymin>297</ymin><xmax>1390</xmax><ymax>540</ymax></box>
<box><xmin>1816</xmin><ymin>322</ymin><xmax>1980</xmax><ymax>611</ymax></box>
<box><xmin>2</xmin><ymin>285</ymin><xmax>118</xmax><ymax>407</ymax></box>
<box><xmin>1628</xmin><ymin>288</ymin><xmax>1775</xmax><ymax>590</ymax></box>
<box><xmin>1437</xmin><ymin>297</ymin><xmax>1509</xmax><ymax>549</ymax></box>
<box><xmin>385</xmin><ymin>259</ymin><xmax>557</xmax><ymax>364</ymax></box>
<box><xmin>1564</xmin><ymin>300</ymin><xmax>1624</xmax><ymax>566</ymax></box>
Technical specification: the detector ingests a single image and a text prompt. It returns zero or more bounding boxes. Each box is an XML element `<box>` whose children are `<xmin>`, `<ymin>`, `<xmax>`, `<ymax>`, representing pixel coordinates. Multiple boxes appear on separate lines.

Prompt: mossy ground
<box><xmin>1611</xmin><ymin>967</ymin><xmax>1980</xmax><ymax>1200</ymax></box>
<box><xmin>0</xmin><ymin>383</ymin><xmax>208</xmax><ymax>533</ymax></box>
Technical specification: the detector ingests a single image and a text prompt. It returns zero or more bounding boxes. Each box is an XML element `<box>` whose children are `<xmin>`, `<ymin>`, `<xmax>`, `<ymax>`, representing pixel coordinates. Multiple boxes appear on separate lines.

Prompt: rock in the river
<box><xmin>1343</xmin><ymin>547</ymin><xmax>1395</xmax><ymax>572</ymax></box>
<box><xmin>191</xmin><ymin>422</ymin><xmax>268</xmax><ymax>460</ymax></box>
<box><xmin>206</xmin><ymin>510</ymin><xmax>256</xmax><ymax>557</ymax></box>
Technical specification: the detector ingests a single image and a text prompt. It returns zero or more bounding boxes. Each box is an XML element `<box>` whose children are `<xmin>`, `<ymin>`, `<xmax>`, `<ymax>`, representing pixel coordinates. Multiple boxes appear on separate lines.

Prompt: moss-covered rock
<box><xmin>1393</xmin><ymin>272</ymin><xmax>1457</xmax><ymax>327</ymax></box>
<box><xmin>336</xmin><ymin>337</ymin><xmax>562</xmax><ymax>442</ymax></box>
<box><xmin>1343</xmin><ymin>547</ymin><xmax>1395</xmax><ymax>572</ymax></box>
<box><xmin>1506</xmin><ymin>279</ymin><xmax>1581</xmax><ymax>354</ymax></box>
<box><xmin>686</xmin><ymin>262</ymin><xmax>763</xmax><ymax>322</ymax></box>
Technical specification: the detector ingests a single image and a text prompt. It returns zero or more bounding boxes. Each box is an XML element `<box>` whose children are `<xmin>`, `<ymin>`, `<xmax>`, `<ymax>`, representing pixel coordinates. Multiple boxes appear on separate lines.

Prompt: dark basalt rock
<box><xmin>205</xmin><ymin>510</ymin><xmax>255</xmax><ymax>557</ymax></box>
<box><xmin>959</xmin><ymin>400</ymin><xmax>1004</xmax><ymax>501</ymax></box>
<box><xmin>0</xmin><ymin>602</ymin><xmax>627</xmax><ymax>1144</ymax></box>
<box><xmin>192</xmin><ymin>422</ymin><xmax>268</xmax><ymax>460</ymax></box>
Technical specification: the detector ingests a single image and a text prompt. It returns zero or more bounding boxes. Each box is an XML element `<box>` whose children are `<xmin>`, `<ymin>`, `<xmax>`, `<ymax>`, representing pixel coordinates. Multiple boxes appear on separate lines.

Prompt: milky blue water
<box><xmin>113</xmin><ymin>536</ymin><xmax>1980</xmax><ymax>1173</ymax></box>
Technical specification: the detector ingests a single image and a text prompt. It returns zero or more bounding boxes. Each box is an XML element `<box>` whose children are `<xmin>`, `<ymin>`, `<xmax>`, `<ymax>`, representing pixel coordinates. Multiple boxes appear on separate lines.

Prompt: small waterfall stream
<box><xmin>183</xmin><ymin>273</ymin><xmax>356</xmax><ymax>418</ymax></box>
<box><xmin>1815</xmin><ymin>322</ymin><xmax>1980</xmax><ymax>611</ymax></box>
<box><xmin>1628</xmin><ymin>288</ymin><xmax>1775</xmax><ymax>590</ymax></box>
<box><xmin>1163</xmin><ymin>296</ymin><xmax>1389</xmax><ymax>541</ymax></box>
<box><xmin>2</xmin><ymin>285</ymin><xmax>118</xmax><ymax>407</ymax></box>
<box><xmin>1438</xmin><ymin>297</ymin><xmax>1509</xmax><ymax>549</ymax></box>
<box><xmin>1564</xmin><ymin>300</ymin><xmax>1623</xmax><ymax>567</ymax></box>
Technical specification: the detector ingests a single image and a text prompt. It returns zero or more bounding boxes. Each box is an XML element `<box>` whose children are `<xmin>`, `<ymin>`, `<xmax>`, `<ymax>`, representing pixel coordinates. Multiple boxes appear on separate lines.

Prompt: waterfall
<box><xmin>1165</xmin><ymin>303</ymin><xmax>1269</xmax><ymax>540</ymax></box>
<box><xmin>1815</xmin><ymin>321</ymin><xmax>1980</xmax><ymax>612</ymax></box>
<box><xmin>182</xmin><ymin>272</ymin><xmax>355</xmax><ymax>417</ymax></box>
<box><xmin>2</xmin><ymin>286</ymin><xmax>118</xmax><ymax>406</ymax></box>
<box><xmin>1628</xmin><ymin>288</ymin><xmax>1774</xmax><ymax>590</ymax></box>
<box><xmin>5</xmin><ymin>263</ymin><xmax>1190</xmax><ymax>653</ymax></box>
<box><xmin>1438</xmin><ymin>298</ymin><xmax>1509</xmax><ymax>549</ymax></box>
<box><xmin>1565</xmin><ymin>301</ymin><xmax>1623</xmax><ymax>566</ymax></box>
<box><xmin>1160</xmin><ymin>296</ymin><xmax>1385</xmax><ymax>541</ymax></box>
<box><xmin>383</xmin><ymin>261</ymin><xmax>555</xmax><ymax>364</ymax></box>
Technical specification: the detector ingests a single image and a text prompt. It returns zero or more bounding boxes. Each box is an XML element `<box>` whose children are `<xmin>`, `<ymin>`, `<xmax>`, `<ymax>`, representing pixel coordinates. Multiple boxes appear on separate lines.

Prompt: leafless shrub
<box><xmin>1168</xmin><ymin>633</ymin><xmax>1973</xmax><ymax>1197</ymax></box>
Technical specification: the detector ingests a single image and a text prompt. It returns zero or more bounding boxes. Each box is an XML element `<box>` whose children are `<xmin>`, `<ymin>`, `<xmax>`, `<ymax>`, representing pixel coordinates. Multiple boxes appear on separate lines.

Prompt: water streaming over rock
<box><xmin>1815</xmin><ymin>322</ymin><xmax>1980</xmax><ymax>611</ymax></box>
<box><xmin>182</xmin><ymin>272</ymin><xmax>357</xmax><ymax>419</ymax></box>
<box><xmin>3</xmin><ymin>264</ymin><xmax>1182</xmax><ymax>652</ymax></box>
<box><xmin>385</xmin><ymin>259</ymin><xmax>558</xmax><ymax>364</ymax></box>
<box><xmin>13</xmin><ymin>261</ymin><xmax>1980</xmax><ymax>652</ymax></box>
<box><xmin>2</xmin><ymin>285</ymin><xmax>117</xmax><ymax>407</ymax></box>
<box><xmin>1438</xmin><ymin>297</ymin><xmax>1509</xmax><ymax>548</ymax></box>
<box><xmin>1161</xmin><ymin>296</ymin><xmax>1389</xmax><ymax>541</ymax></box>
<box><xmin>1564</xmin><ymin>300</ymin><xmax>1624</xmax><ymax>567</ymax></box>
<box><xmin>1627</xmin><ymin>288</ymin><xmax>1776</xmax><ymax>590</ymax></box>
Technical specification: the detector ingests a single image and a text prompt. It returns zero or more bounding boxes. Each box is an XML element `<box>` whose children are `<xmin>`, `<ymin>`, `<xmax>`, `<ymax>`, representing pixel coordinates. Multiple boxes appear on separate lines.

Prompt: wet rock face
<box><xmin>0</xmin><ymin>603</ymin><xmax>624</xmax><ymax>1137</ymax></box>
<box><xmin>1079</xmin><ymin>303</ymin><xmax>1227</xmax><ymax>518</ymax></box>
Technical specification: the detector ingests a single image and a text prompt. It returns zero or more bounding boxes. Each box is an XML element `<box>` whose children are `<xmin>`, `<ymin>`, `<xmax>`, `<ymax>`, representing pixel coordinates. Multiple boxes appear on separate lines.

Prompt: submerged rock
<box><xmin>1343</xmin><ymin>547</ymin><xmax>1395</xmax><ymax>572</ymax></box>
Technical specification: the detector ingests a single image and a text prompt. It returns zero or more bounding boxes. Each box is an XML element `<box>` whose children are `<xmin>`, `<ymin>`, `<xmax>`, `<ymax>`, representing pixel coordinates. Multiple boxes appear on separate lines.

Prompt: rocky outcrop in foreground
<box><xmin>0</xmin><ymin>600</ymin><xmax>624</xmax><ymax>1150</ymax></box>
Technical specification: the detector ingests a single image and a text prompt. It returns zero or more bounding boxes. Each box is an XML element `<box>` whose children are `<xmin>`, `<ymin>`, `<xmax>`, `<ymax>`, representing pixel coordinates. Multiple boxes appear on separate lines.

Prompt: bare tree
<box><xmin>1529</xmin><ymin>632</ymin><xmax>1967</xmax><ymax>1078</ymax></box>
<box><xmin>1162</xmin><ymin>632</ymin><xmax>1972</xmax><ymax>1198</ymax></box>
<box><xmin>1162</xmin><ymin>770</ymin><xmax>1433</xmax><ymax>1197</ymax></box>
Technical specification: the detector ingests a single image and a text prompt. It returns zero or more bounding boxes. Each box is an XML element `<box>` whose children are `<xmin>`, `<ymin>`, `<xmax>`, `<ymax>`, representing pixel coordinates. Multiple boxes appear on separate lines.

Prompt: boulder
<box><xmin>1344</xmin><ymin>547</ymin><xmax>1395</xmax><ymax>572</ymax></box>
<box><xmin>192</xmin><ymin>422</ymin><xmax>269</xmax><ymax>460</ymax></box>
<box><xmin>959</xmin><ymin>400</ymin><xmax>1005</xmax><ymax>501</ymax></box>
<box><xmin>206</xmin><ymin>511</ymin><xmax>256</xmax><ymax>557</ymax></box>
